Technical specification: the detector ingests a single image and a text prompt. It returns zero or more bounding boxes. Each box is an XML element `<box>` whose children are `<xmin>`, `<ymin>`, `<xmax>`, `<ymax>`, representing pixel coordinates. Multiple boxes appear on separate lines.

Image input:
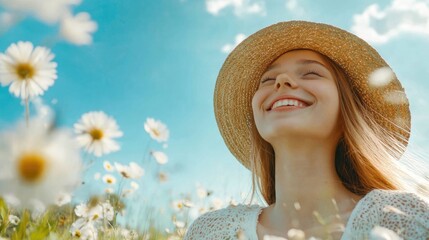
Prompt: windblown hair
<box><xmin>249</xmin><ymin>53</ymin><xmax>429</xmax><ymax>205</ymax></box>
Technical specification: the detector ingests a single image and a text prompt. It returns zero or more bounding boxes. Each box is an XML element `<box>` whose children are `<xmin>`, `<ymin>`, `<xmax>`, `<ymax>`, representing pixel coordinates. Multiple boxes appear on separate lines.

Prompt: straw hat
<box><xmin>214</xmin><ymin>21</ymin><xmax>410</xmax><ymax>170</ymax></box>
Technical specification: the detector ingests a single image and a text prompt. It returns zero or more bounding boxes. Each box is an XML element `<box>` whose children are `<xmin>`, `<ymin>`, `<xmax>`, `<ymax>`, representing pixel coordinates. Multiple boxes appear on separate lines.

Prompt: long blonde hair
<box><xmin>249</xmin><ymin>53</ymin><xmax>429</xmax><ymax>205</ymax></box>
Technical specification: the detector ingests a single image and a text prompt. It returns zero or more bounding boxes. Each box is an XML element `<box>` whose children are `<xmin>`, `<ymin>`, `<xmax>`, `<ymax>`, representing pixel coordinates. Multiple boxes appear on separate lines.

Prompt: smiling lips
<box><xmin>268</xmin><ymin>98</ymin><xmax>311</xmax><ymax>111</ymax></box>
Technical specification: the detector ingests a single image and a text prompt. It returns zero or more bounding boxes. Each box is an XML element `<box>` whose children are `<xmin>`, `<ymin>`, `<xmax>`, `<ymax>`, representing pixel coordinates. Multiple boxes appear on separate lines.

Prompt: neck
<box><xmin>265</xmin><ymin>135</ymin><xmax>361</xmax><ymax>229</ymax></box>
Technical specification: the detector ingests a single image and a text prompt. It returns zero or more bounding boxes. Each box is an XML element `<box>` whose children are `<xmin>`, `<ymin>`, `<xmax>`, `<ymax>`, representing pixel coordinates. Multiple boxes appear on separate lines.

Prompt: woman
<box><xmin>184</xmin><ymin>21</ymin><xmax>429</xmax><ymax>240</ymax></box>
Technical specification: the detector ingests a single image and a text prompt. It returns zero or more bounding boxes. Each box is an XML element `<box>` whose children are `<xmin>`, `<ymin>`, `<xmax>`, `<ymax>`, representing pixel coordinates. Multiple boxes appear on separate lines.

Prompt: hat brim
<box><xmin>214</xmin><ymin>21</ymin><xmax>410</xmax><ymax>170</ymax></box>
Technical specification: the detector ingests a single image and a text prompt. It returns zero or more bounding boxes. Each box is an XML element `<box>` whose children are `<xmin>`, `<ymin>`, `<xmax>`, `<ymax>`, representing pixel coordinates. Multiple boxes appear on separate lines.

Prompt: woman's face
<box><xmin>251</xmin><ymin>50</ymin><xmax>342</xmax><ymax>143</ymax></box>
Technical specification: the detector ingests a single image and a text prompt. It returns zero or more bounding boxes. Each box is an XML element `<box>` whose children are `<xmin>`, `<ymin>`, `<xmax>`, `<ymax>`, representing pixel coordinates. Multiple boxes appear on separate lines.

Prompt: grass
<box><xmin>0</xmin><ymin>194</ymin><xmax>187</xmax><ymax>240</ymax></box>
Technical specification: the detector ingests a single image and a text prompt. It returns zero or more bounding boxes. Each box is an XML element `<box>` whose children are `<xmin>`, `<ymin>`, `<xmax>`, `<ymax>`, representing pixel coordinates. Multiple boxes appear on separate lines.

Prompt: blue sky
<box><xmin>1</xmin><ymin>0</ymin><xmax>429</xmax><ymax>228</ymax></box>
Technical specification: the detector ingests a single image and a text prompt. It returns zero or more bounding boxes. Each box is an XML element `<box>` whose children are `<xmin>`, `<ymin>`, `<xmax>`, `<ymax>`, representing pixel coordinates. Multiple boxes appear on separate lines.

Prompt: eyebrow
<box><xmin>265</xmin><ymin>59</ymin><xmax>328</xmax><ymax>72</ymax></box>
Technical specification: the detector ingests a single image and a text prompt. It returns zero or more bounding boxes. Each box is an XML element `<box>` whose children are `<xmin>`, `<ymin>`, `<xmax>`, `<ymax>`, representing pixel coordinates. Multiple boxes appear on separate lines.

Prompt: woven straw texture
<box><xmin>214</xmin><ymin>21</ymin><xmax>410</xmax><ymax>169</ymax></box>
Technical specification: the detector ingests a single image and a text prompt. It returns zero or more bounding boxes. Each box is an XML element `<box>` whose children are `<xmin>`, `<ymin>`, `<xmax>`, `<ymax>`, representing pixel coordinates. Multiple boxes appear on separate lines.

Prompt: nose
<box><xmin>275</xmin><ymin>73</ymin><xmax>298</xmax><ymax>90</ymax></box>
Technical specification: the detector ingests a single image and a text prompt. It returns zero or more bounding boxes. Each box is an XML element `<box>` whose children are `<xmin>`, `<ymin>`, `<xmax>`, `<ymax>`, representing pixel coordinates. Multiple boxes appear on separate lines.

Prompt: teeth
<box><xmin>272</xmin><ymin>99</ymin><xmax>305</xmax><ymax>109</ymax></box>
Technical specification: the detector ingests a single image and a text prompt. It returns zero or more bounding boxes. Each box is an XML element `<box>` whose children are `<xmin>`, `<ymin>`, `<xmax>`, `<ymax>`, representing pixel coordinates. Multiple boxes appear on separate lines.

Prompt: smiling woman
<box><xmin>252</xmin><ymin>50</ymin><xmax>341</xmax><ymax>145</ymax></box>
<box><xmin>184</xmin><ymin>21</ymin><xmax>429</xmax><ymax>240</ymax></box>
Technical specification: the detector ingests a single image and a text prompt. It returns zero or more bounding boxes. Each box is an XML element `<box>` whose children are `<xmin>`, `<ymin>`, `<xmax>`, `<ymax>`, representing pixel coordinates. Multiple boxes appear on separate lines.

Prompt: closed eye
<box><xmin>260</xmin><ymin>77</ymin><xmax>276</xmax><ymax>84</ymax></box>
<box><xmin>303</xmin><ymin>70</ymin><xmax>322</xmax><ymax>77</ymax></box>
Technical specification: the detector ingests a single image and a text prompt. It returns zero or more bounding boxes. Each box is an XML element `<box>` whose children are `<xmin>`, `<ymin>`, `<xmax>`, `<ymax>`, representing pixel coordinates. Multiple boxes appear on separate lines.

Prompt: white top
<box><xmin>184</xmin><ymin>189</ymin><xmax>429</xmax><ymax>240</ymax></box>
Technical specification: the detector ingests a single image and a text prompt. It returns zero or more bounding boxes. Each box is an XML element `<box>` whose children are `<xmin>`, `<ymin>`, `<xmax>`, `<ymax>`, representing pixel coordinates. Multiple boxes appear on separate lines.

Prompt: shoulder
<box><xmin>354</xmin><ymin>189</ymin><xmax>429</xmax><ymax>239</ymax></box>
<box><xmin>183</xmin><ymin>204</ymin><xmax>263</xmax><ymax>240</ymax></box>
<box><xmin>369</xmin><ymin>189</ymin><xmax>429</xmax><ymax>214</ymax></box>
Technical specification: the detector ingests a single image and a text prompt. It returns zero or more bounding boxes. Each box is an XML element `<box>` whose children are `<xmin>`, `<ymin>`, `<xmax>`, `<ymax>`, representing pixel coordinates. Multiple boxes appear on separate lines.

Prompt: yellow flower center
<box><xmin>16</xmin><ymin>63</ymin><xmax>35</xmax><ymax>80</ymax></box>
<box><xmin>89</xmin><ymin>128</ymin><xmax>103</xmax><ymax>140</ymax></box>
<box><xmin>120</xmin><ymin>171</ymin><xmax>130</xmax><ymax>178</ymax></box>
<box><xmin>17</xmin><ymin>153</ymin><xmax>47</xmax><ymax>183</ymax></box>
<box><xmin>159</xmin><ymin>172</ymin><xmax>167</xmax><ymax>182</ymax></box>
<box><xmin>107</xmin><ymin>178</ymin><xmax>113</xmax><ymax>184</ymax></box>
<box><xmin>152</xmin><ymin>129</ymin><xmax>160</xmax><ymax>137</ymax></box>
<box><xmin>74</xmin><ymin>230</ymin><xmax>81</xmax><ymax>237</ymax></box>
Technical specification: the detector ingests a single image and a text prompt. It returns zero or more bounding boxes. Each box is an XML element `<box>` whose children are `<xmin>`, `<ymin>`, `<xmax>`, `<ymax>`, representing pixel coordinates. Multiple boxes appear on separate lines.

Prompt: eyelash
<box><xmin>303</xmin><ymin>70</ymin><xmax>322</xmax><ymax>77</ymax></box>
<box><xmin>261</xmin><ymin>77</ymin><xmax>275</xmax><ymax>83</ymax></box>
<box><xmin>260</xmin><ymin>70</ymin><xmax>322</xmax><ymax>83</ymax></box>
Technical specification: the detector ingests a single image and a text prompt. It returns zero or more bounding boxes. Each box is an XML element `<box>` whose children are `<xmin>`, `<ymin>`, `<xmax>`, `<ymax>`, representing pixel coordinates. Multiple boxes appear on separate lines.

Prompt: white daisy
<box><xmin>74</xmin><ymin>111</ymin><xmax>123</xmax><ymax>157</ymax></box>
<box><xmin>55</xmin><ymin>191</ymin><xmax>72</xmax><ymax>206</ymax></box>
<box><xmin>8</xmin><ymin>215</ymin><xmax>20</xmax><ymax>225</ymax></box>
<box><xmin>144</xmin><ymin>118</ymin><xmax>169</xmax><ymax>142</ymax></box>
<box><xmin>229</xmin><ymin>198</ymin><xmax>238</xmax><ymax>207</ymax></box>
<box><xmin>151</xmin><ymin>151</ymin><xmax>168</xmax><ymax>165</ymax></box>
<box><xmin>182</xmin><ymin>199</ymin><xmax>194</xmax><ymax>208</ymax></box>
<box><xmin>171</xmin><ymin>200</ymin><xmax>184</xmax><ymax>212</ymax></box>
<box><xmin>0</xmin><ymin>118</ymin><xmax>82</xmax><ymax>209</ymax></box>
<box><xmin>118</xmin><ymin>228</ymin><xmax>132</xmax><ymax>239</ymax></box>
<box><xmin>211</xmin><ymin>197</ymin><xmax>224</xmax><ymax>210</ymax></box>
<box><xmin>0</xmin><ymin>41</ymin><xmax>57</xmax><ymax>99</ymax></box>
<box><xmin>196</xmin><ymin>185</ymin><xmax>208</xmax><ymax>199</ymax></box>
<box><xmin>75</xmin><ymin>203</ymin><xmax>88</xmax><ymax>217</ymax></box>
<box><xmin>60</xmin><ymin>12</ymin><xmax>97</xmax><ymax>45</ymax></box>
<box><xmin>173</xmin><ymin>220</ymin><xmax>185</xmax><ymax>228</ymax></box>
<box><xmin>130</xmin><ymin>181</ymin><xmax>139</xmax><ymax>190</ymax></box>
<box><xmin>114</xmin><ymin>162</ymin><xmax>144</xmax><ymax>179</ymax></box>
<box><xmin>70</xmin><ymin>218</ymin><xmax>98</xmax><ymax>240</ymax></box>
<box><xmin>103</xmin><ymin>161</ymin><xmax>114</xmax><ymax>172</ymax></box>
<box><xmin>105</xmin><ymin>187</ymin><xmax>114</xmax><ymax>194</ymax></box>
<box><xmin>101</xmin><ymin>201</ymin><xmax>114</xmax><ymax>221</ymax></box>
<box><xmin>75</xmin><ymin>203</ymin><xmax>103</xmax><ymax>222</ymax></box>
<box><xmin>102</xmin><ymin>174</ymin><xmax>116</xmax><ymax>185</ymax></box>
<box><xmin>72</xmin><ymin>200</ymin><xmax>114</xmax><ymax>239</ymax></box>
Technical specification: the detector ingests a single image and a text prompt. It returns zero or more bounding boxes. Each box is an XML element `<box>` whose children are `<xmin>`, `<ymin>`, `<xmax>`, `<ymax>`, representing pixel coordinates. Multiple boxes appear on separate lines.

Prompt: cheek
<box><xmin>251</xmin><ymin>95</ymin><xmax>257</xmax><ymax>111</ymax></box>
<box><xmin>251</xmin><ymin>89</ymin><xmax>265</xmax><ymax>113</ymax></box>
<box><xmin>314</xmin><ymin>84</ymin><xmax>341</xmax><ymax>124</ymax></box>
<box><xmin>324</xmin><ymin>85</ymin><xmax>340</xmax><ymax>114</ymax></box>
<box><xmin>251</xmin><ymin>90</ymin><xmax>267</xmax><ymax>131</ymax></box>
<box><xmin>309</xmin><ymin>83</ymin><xmax>339</xmax><ymax>106</ymax></box>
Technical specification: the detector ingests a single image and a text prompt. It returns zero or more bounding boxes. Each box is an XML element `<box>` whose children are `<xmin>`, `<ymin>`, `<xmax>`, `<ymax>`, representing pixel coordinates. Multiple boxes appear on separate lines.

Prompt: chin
<box><xmin>261</xmin><ymin>126</ymin><xmax>307</xmax><ymax>141</ymax></box>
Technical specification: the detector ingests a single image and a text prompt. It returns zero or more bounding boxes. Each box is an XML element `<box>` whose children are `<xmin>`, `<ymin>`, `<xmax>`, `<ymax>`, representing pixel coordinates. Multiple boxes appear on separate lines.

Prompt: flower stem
<box><xmin>25</xmin><ymin>97</ymin><xmax>29</xmax><ymax>128</ymax></box>
<box><xmin>142</xmin><ymin>140</ymin><xmax>151</xmax><ymax>164</ymax></box>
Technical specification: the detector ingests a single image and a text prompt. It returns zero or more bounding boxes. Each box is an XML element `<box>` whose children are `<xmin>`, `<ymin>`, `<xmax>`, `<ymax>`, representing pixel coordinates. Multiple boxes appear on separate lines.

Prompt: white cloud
<box><xmin>285</xmin><ymin>0</ymin><xmax>305</xmax><ymax>15</ymax></box>
<box><xmin>221</xmin><ymin>33</ymin><xmax>247</xmax><ymax>53</ymax></box>
<box><xmin>0</xmin><ymin>12</ymin><xmax>22</xmax><ymax>33</ymax></box>
<box><xmin>0</xmin><ymin>0</ymin><xmax>81</xmax><ymax>24</ymax></box>
<box><xmin>60</xmin><ymin>12</ymin><xmax>98</xmax><ymax>45</ymax></box>
<box><xmin>206</xmin><ymin>0</ymin><xmax>266</xmax><ymax>17</ymax></box>
<box><xmin>351</xmin><ymin>0</ymin><xmax>429</xmax><ymax>44</ymax></box>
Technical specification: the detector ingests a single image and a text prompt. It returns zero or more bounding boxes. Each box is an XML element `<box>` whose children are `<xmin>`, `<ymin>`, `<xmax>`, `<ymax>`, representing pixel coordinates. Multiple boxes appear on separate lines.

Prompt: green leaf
<box><xmin>12</xmin><ymin>209</ymin><xmax>30</xmax><ymax>240</ymax></box>
<box><xmin>0</xmin><ymin>197</ymin><xmax>9</xmax><ymax>220</ymax></box>
<box><xmin>28</xmin><ymin>210</ymin><xmax>51</xmax><ymax>240</ymax></box>
<box><xmin>0</xmin><ymin>197</ymin><xmax>10</xmax><ymax>235</ymax></box>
